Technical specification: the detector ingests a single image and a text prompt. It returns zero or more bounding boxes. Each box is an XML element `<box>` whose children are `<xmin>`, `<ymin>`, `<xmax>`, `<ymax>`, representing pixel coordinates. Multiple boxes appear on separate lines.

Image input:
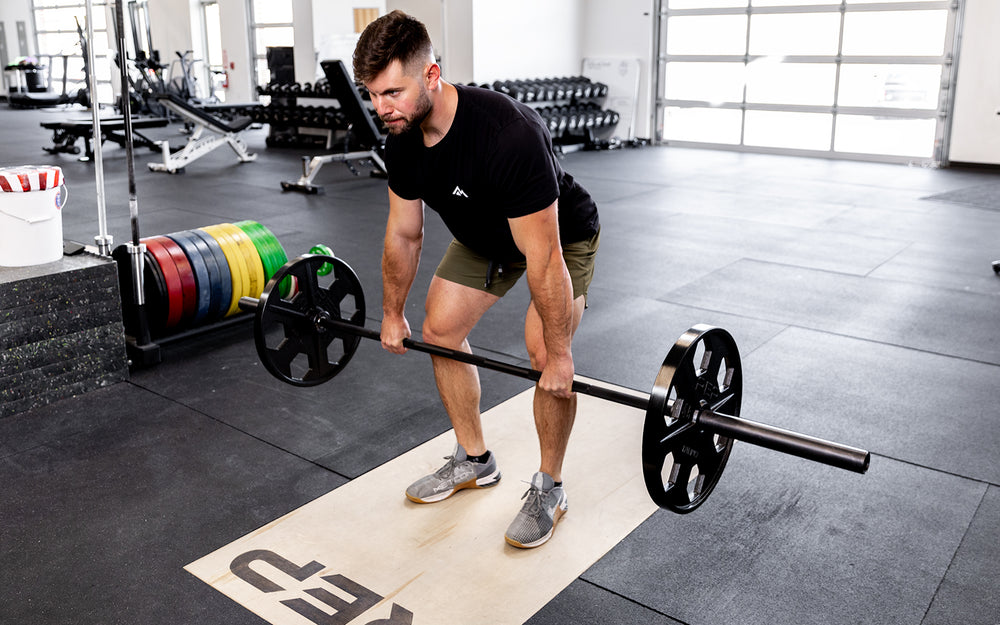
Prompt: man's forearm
<box><xmin>382</xmin><ymin>233</ymin><xmax>422</xmax><ymax>319</ymax></box>
<box><xmin>526</xmin><ymin>248</ymin><xmax>574</xmax><ymax>360</ymax></box>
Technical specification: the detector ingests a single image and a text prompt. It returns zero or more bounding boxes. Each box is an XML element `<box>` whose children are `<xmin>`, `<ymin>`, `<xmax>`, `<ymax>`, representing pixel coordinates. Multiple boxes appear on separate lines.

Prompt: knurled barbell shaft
<box><xmin>239</xmin><ymin>295</ymin><xmax>648</xmax><ymax>409</ymax></box>
<box><xmin>239</xmin><ymin>296</ymin><xmax>870</xmax><ymax>475</ymax></box>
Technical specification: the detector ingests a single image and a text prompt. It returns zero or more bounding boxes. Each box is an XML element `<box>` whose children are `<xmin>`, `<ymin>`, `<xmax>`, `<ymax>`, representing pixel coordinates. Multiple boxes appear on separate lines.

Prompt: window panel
<box><xmin>204</xmin><ymin>3</ymin><xmax>223</xmax><ymax>69</ymax></box>
<box><xmin>838</xmin><ymin>64</ymin><xmax>940</xmax><ymax>109</ymax></box>
<box><xmin>654</xmin><ymin>2</ymin><xmax>955</xmax><ymax>162</ymax></box>
<box><xmin>667</xmin><ymin>0</ymin><xmax>747</xmax><ymax>7</ymax></box>
<box><xmin>96</xmin><ymin>83</ymin><xmax>114</xmax><ymax>103</ymax></box>
<box><xmin>252</xmin><ymin>0</ymin><xmax>293</xmax><ymax>25</ymax></box>
<box><xmin>746</xmin><ymin>61</ymin><xmax>836</xmax><ymax>105</ymax></box>
<box><xmin>34</xmin><ymin>0</ymin><xmax>86</xmax><ymax>8</ymax></box>
<box><xmin>31</xmin><ymin>2</ymin><xmax>113</xmax><ymax>103</ymax></box>
<box><xmin>744</xmin><ymin>111</ymin><xmax>833</xmax><ymax>150</ymax></box>
<box><xmin>45</xmin><ymin>56</ymin><xmax>86</xmax><ymax>85</ymax></box>
<box><xmin>834</xmin><ymin>115</ymin><xmax>936</xmax><ymax>157</ymax></box>
<box><xmin>36</xmin><ymin>33</ymin><xmax>79</xmax><ymax>56</ymax></box>
<box><xmin>841</xmin><ymin>10</ymin><xmax>948</xmax><ymax>56</ymax></box>
<box><xmin>93</xmin><ymin>55</ymin><xmax>113</xmax><ymax>81</ymax></box>
<box><xmin>666</xmin><ymin>15</ymin><xmax>748</xmax><ymax>55</ymax></box>
<box><xmin>45</xmin><ymin>55</ymin><xmax>66</xmax><ymax>81</ymax></box>
<box><xmin>256</xmin><ymin>27</ymin><xmax>294</xmax><ymax>52</ymax></box>
<box><xmin>74</xmin><ymin>7</ymin><xmax>107</xmax><ymax>32</ymax></box>
<box><xmin>665</xmin><ymin>62</ymin><xmax>745</xmax><ymax>104</ymax></box>
<box><xmin>749</xmin><ymin>13</ymin><xmax>841</xmax><ymax>56</ymax></box>
<box><xmin>256</xmin><ymin>60</ymin><xmax>271</xmax><ymax>89</ymax></box>
<box><xmin>753</xmin><ymin>0</ymin><xmax>833</xmax><ymax>5</ymax></box>
<box><xmin>34</xmin><ymin>7</ymin><xmax>84</xmax><ymax>32</ymax></box>
<box><xmin>662</xmin><ymin>107</ymin><xmax>743</xmax><ymax>144</ymax></box>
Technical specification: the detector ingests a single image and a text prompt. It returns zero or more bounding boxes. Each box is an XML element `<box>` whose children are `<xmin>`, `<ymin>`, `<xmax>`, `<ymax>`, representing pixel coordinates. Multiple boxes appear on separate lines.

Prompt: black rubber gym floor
<box><xmin>2</xmin><ymin>105</ymin><xmax>999</xmax><ymax>625</ymax></box>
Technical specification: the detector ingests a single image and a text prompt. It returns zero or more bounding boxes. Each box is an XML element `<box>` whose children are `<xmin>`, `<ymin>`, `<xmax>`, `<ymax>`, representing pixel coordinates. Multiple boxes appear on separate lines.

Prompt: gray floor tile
<box><xmin>867</xmin><ymin>240</ymin><xmax>1000</xmax><ymax>296</ymax></box>
<box><xmin>583</xmin><ymin>453</ymin><xmax>986</xmax><ymax>625</ymax></box>
<box><xmin>527</xmin><ymin>580</ymin><xmax>683</xmax><ymax>625</ymax></box>
<box><xmin>569</xmin><ymin>289</ymin><xmax>787</xmax><ymax>392</ymax></box>
<box><xmin>742</xmin><ymin>327</ymin><xmax>1000</xmax><ymax>484</ymax></box>
<box><xmin>614</xmin><ymin>184</ymin><xmax>856</xmax><ymax>229</ymax></box>
<box><xmin>922</xmin><ymin>485</ymin><xmax>1000</xmax><ymax>625</ymax></box>
<box><xmin>665</xmin><ymin>259</ymin><xmax>1000</xmax><ymax>365</ymax></box>
<box><xmin>0</xmin><ymin>383</ymin><xmax>338</xmax><ymax>625</ymax></box>
<box><xmin>822</xmin><ymin>200</ymin><xmax>1000</xmax><ymax>249</ymax></box>
<box><xmin>130</xmin><ymin>322</ymin><xmax>530</xmax><ymax>478</ymax></box>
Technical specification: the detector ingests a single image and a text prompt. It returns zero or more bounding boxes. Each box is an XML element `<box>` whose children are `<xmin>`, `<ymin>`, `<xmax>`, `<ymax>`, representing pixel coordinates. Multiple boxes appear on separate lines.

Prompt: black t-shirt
<box><xmin>385</xmin><ymin>84</ymin><xmax>599</xmax><ymax>262</ymax></box>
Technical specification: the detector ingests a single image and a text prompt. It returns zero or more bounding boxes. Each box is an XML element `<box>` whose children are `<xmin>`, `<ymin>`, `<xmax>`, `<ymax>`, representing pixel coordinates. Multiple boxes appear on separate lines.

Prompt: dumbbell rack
<box><xmin>256</xmin><ymin>80</ymin><xmax>375</xmax><ymax>150</ymax></box>
<box><xmin>474</xmin><ymin>76</ymin><xmax>619</xmax><ymax>152</ymax></box>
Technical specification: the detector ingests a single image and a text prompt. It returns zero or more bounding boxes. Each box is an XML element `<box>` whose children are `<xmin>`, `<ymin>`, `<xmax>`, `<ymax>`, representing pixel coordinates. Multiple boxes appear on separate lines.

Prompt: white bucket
<box><xmin>0</xmin><ymin>165</ymin><xmax>67</xmax><ymax>267</ymax></box>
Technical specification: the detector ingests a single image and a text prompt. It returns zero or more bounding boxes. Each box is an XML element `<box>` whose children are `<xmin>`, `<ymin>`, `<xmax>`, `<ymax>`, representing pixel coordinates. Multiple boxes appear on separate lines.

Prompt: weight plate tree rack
<box><xmin>238</xmin><ymin>254</ymin><xmax>870</xmax><ymax>514</ymax></box>
<box><xmin>113</xmin><ymin>220</ymin><xmax>315</xmax><ymax>366</ymax></box>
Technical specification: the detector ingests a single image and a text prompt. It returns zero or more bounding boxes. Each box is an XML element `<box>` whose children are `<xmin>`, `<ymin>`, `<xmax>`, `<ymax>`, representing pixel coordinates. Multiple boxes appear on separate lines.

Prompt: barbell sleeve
<box><xmin>697</xmin><ymin>410</ymin><xmax>870</xmax><ymax>474</ymax></box>
<box><xmin>239</xmin><ymin>296</ymin><xmax>258</xmax><ymax>312</ymax></box>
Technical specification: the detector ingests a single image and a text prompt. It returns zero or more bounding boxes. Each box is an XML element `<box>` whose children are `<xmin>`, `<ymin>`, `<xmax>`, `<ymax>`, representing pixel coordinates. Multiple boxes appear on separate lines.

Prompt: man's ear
<box><xmin>425</xmin><ymin>62</ymin><xmax>441</xmax><ymax>89</ymax></box>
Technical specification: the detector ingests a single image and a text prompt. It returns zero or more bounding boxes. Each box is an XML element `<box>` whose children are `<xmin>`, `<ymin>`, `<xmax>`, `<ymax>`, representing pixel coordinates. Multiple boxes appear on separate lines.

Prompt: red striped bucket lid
<box><xmin>0</xmin><ymin>165</ymin><xmax>64</xmax><ymax>192</ymax></box>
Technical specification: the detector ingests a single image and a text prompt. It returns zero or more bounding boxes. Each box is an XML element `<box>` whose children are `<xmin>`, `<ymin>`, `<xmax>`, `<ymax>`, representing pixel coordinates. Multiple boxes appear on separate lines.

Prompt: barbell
<box><xmin>238</xmin><ymin>253</ymin><xmax>870</xmax><ymax>514</ymax></box>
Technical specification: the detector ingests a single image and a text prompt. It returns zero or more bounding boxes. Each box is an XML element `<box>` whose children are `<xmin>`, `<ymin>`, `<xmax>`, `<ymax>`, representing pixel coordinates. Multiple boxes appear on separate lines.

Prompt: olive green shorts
<box><xmin>434</xmin><ymin>229</ymin><xmax>600</xmax><ymax>300</ymax></box>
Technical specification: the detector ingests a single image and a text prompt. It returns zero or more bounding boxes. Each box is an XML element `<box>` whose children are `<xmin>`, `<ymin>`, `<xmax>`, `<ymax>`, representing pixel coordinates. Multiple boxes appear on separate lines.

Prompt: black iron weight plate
<box><xmin>642</xmin><ymin>325</ymin><xmax>742</xmax><ymax>513</ymax></box>
<box><xmin>253</xmin><ymin>254</ymin><xmax>367</xmax><ymax>386</ymax></box>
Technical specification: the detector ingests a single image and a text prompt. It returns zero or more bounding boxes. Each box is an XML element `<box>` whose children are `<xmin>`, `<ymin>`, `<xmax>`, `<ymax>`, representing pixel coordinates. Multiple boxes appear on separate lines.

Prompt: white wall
<box><xmin>389</xmin><ymin>0</ymin><xmax>443</xmax><ymax>60</ymax></box>
<box><xmin>580</xmin><ymin>0</ymin><xmax>654</xmax><ymax>139</ymax></box>
<box><xmin>0</xmin><ymin>1</ymin><xmax>35</xmax><ymax>58</ymax></box>
<box><xmin>439</xmin><ymin>0</ymin><xmax>471</xmax><ymax>83</ymax></box>
<box><xmin>215</xmin><ymin>0</ymin><xmax>252</xmax><ymax>101</ymax></box>
<box><xmin>147</xmin><ymin>0</ymin><xmax>193</xmax><ymax>62</ymax></box>
<box><xmin>470</xmin><ymin>0</ymin><xmax>582</xmax><ymax>84</ymax></box>
<box><xmin>292</xmin><ymin>0</ymin><xmax>314</xmax><ymax>85</ymax></box>
<box><xmin>0</xmin><ymin>0</ymin><xmax>36</xmax><ymax>93</ymax></box>
<box><xmin>324</xmin><ymin>0</ymin><xmax>580</xmax><ymax>88</ymax></box>
<box><xmin>948</xmin><ymin>0</ymin><xmax>1000</xmax><ymax>165</ymax></box>
<box><xmin>313</xmin><ymin>0</ymin><xmax>387</xmax><ymax>83</ymax></box>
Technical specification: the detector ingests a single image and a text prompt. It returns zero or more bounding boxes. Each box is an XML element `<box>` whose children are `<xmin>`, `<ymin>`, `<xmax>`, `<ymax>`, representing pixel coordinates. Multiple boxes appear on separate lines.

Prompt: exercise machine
<box><xmin>42</xmin><ymin>115</ymin><xmax>168</xmax><ymax>160</ymax></box>
<box><xmin>7</xmin><ymin>18</ymin><xmax>90</xmax><ymax>109</ymax></box>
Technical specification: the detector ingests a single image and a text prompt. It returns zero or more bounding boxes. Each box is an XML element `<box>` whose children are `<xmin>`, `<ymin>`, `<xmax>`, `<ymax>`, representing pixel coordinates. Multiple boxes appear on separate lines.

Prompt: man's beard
<box><xmin>381</xmin><ymin>88</ymin><xmax>432</xmax><ymax>135</ymax></box>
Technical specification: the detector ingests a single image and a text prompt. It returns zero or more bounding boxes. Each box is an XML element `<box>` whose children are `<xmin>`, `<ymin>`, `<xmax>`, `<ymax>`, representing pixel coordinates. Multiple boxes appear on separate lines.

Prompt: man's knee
<box><xmin>422</xmin><ymin>277</ymin><xmax>497</xmax><ymax>347</ymax></box>
<box><xmin>421</xmin><ymin>301</ymin><xmax>465</xmax><ymax>347</ymax></box>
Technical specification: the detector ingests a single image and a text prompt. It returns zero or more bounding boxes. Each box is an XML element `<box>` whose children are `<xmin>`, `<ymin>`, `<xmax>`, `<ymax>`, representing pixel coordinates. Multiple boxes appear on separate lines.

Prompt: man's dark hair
<box><xmin>353</xmin><ymin>10</ymin><xmax>434</xmax><ymax>85</ymax></box>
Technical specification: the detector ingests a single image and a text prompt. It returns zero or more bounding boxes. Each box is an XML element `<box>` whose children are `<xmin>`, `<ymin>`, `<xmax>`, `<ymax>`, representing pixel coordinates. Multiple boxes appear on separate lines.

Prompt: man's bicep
<box><xmin>508</xmin><ymin>201</ymin><xmax>560</xmax><ymax>259</ymax></box>
<box><xmin>387</xmin><ymin>187</ymin><xmax>425</xmax><ymax>241</ymax></box>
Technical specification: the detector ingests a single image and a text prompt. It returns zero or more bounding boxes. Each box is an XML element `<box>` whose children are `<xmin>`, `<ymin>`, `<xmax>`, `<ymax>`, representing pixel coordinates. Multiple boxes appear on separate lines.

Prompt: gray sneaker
<box><xmin>504</xmin><ymin>471</ymin><xmax>568</xmax><ymax>548</ymax></box>
<box><xmin>405</xmin><ymin>444</ymin><xmax>502</xmax><ymax>504</ymax></box>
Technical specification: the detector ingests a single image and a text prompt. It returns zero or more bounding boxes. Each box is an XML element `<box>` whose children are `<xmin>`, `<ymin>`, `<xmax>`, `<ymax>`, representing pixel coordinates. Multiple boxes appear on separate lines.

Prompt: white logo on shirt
<box><xmin>452</xmin><ymin>186</ymin><xmax>469</xmax><ymax>198</ymax></box>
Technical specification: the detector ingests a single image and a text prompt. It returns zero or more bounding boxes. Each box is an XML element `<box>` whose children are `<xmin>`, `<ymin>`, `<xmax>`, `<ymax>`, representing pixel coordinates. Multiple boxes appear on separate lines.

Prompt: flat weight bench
<box><xmin>147</xmin><ymin>93</ymin><xmax>257</xmax><ymax>174</ymax></box>
<box><xmin>41</xmin><ymin>116</ymin><xmax>169</xmax><ymax>161</ymax></box>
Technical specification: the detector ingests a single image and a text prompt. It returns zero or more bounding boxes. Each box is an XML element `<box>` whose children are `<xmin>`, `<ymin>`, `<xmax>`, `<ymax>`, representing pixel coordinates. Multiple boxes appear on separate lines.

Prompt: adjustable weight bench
<box><xmin>42</xmin><ymin>116</ymin><xmax>169</xmax><ymax>161</ymax></box>
<box><xmin>281</xmin><ymin>60</ymin><xmax>386</xmax><ymax>194</ymax></box>
<box><xmin>147</xmin><ymin>93</ymin><xmax>257</xmax><ymax>174</ymax></box>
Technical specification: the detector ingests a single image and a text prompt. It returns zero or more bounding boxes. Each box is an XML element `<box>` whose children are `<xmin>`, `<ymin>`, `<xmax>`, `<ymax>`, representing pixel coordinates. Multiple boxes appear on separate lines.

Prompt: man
<box><xmin>353</xmin><ymin>10</ymin><xmax>600</xmax><ymax>549</ymax></box>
